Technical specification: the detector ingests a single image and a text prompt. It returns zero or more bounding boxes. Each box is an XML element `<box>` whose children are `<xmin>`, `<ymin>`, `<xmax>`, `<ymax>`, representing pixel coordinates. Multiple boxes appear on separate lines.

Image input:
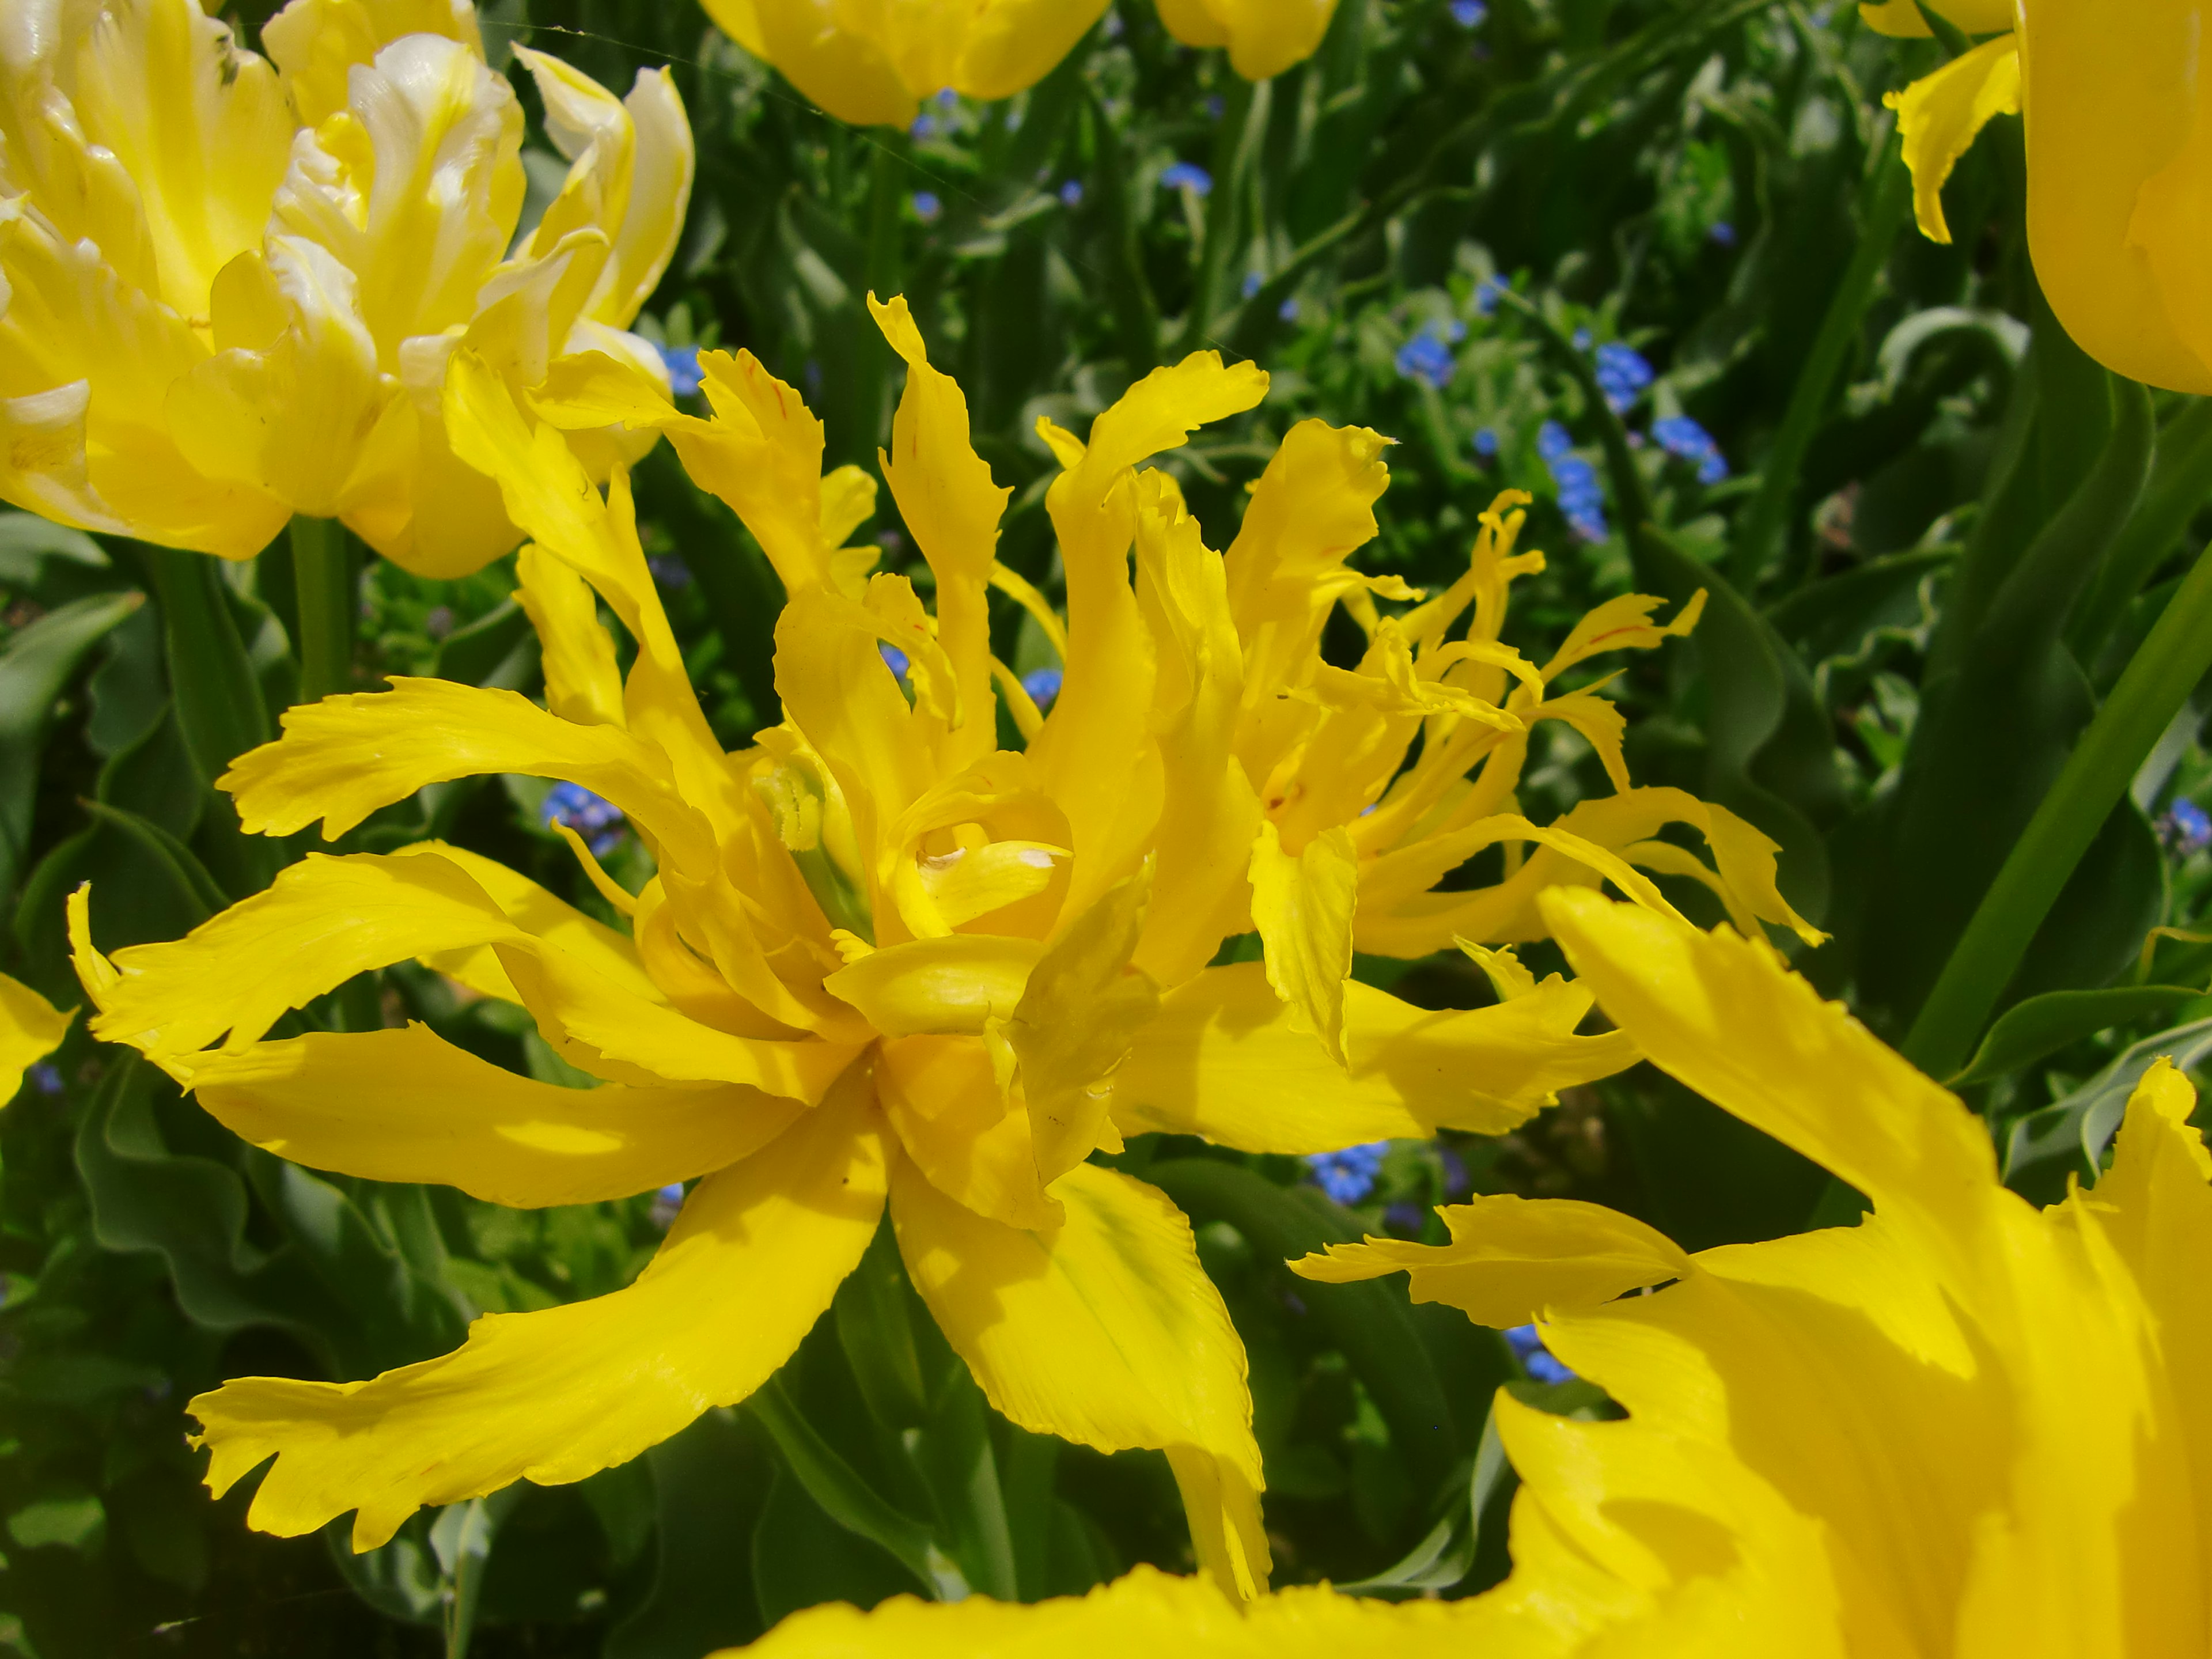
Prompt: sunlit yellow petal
<box><xmin>193</xmin><ymin>1068</ymin><xmax>887</xmax><ymax>1550</ymax></box>
<box><xmin>958</xmin><ymin>0</ymin><xmax>1114</xmax><ymax>100</ymax></box>
<box><xmin>176</xmin><ymin>1021</ymin><xmax>800</xmax><ymax>1206</ymax></box>
<box><xmin>1857</xmin><ymin>0</ymin><xmax>2014</xmax><ymax>36</ymax></box>
<box><xmin>1539</xmin><ymin>888</ymin><xmax>1993</xmax><ymax>1219</ymax></box>
<box><xmin>889</xmin><ymin>1154</ymin><xmax>1270</xmax><ymax>1598</ymax></box>
<box><xmin>877</xmin><ymin>1036</ymin><xmax>1059</xmax><ymax>1230</ymax></box>
<box><xmin>1248</xmin><ymin>821</ymin><xmax>1357</xmax><ymax>1065</ymax></box>
<box><xmin>1157</xmin><ymin>0</ymin><xmax>1340</xmax><ymax>80</ymax></box>
<box><xmin>1290</xmin><ymin>1194</ymin><xmax>1694</xmax><ymax>1326</ymax></box>
<box><xmin>821</xmin><ymin>934</ymin><xmax>1041</xmax><ymax>1036</ymax></box>
<box><xmin>219</xmin><ymin>676</ymin><xmax>717</xmax><ymax>874</ymax></box>
<box><xmin>262</xmin><ymin>0</ymin><xmax>484</xmax><ymax>128</ymax></box>
<box><xmin>1884</xmin><ymin>36</ymin><xmax>2021</xmax><ymax>246</ymax></box>
<box><xmin>0</xmin><ymin>971</ymin><xmax>71</xmax><ymax>1104</ymax></box>
<box><xmin>516</xmin><ymin>543</ymin><xmax>626</xmax><ymax>728</ymax></box>
<box><xmin>1111</xmin><ymin>961</ymin><xmax>1635</xmax><ymax>1153</ymax></box>
<box><xmin>725</xmin><ymin>1563</ymin><xmax>1500</xmax><ymax>1658</ymax></box>
<box><xmin>1006</xmin><ymin>869</ymin><xmax>1161</xmax><ymax>1185</ymax></box>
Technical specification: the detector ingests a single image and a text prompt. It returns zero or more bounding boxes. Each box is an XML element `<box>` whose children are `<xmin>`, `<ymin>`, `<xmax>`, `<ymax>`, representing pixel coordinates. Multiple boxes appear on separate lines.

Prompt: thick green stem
<box><xmin>289</xmin><ymin>514</ymin><xmax>354</xmax><ymax>706</ymax></box>
<box><xmin>1903</xmin><ymin>535</ymin><xmax>2212</xmax><ymax>1078</ymax></box>
<box><xmin>1729</xmin><ymin>139</ymin><xmax>1913</xmax><ymax>590</ymax></box>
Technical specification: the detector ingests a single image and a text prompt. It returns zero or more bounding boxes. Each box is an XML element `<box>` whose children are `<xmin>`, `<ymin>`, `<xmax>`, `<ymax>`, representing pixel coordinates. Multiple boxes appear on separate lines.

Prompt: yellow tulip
<box><xmin>0</xmin><ymin>0</ymin><xmax>694</xmax><ymax>573</ymax></box>
<box><xmin>700</xmin><ymin>0</ymin><xmax>1111</xmax><ymax>127</ymax></box>
<box><xmin>1874</xmin><ymin>0</ymin><xmax>2212</xmax><ymax>394</ymax></box>
<box><xmin>0</xmin><ymin>971</ymin><xmax>71</xmax><ymax>1102</ymax></box>
<box><xmin>722</xmin><ymin>890</ymin><xmax>2212</xmax><ymax>1653</ymax></box>
<box><xmin>1155</xmin><ymin>0</ymin><xmax>1341</xmax><ymax>81</ymax></box>
<box><xmin>70</xmin><ymin>297</ymin><xmax>1668</xmax><ymax>1589</ymax></box>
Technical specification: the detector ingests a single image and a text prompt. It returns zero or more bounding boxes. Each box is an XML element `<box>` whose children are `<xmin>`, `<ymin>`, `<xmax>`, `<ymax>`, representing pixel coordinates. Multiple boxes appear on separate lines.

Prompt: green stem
<box><xmin>2067</xmin><ymin>397</ymin><xmax>2212</xmax><ymax>665</ymax></box>
<box><xmin>1903</xmin><ymin>535</ymin><xmax>2212</xmax><ymax>1078</ymax></box>
<box><xmin>289</xmin><ymin>514</ymin><xmax>354</xmax><ymax>705</ymax></box>
<box><xmin>1729</xmin><ymin>136</ymin><xmax>1913</xmax><ymax>591</ymax></box>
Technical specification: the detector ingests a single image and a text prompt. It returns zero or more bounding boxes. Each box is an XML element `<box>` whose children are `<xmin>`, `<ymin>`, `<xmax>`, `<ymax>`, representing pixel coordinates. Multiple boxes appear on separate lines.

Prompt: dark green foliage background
<box><xmin>6</xmin><ymin>0</ymin><xmax>2212</xmax><ymax>1653</ymax></box>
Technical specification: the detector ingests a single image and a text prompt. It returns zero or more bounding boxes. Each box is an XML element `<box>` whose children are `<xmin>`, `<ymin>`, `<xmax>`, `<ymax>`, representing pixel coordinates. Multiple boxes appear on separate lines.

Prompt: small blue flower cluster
<box><xmin>1652</xmin><ymin>415</ymin><xmax>1730</xmax><ymax>484</ymax></box>
<box><xmin>1472</xmin><ymin>427</ymin><xmax>1499</xmax><ymax>458</ymax></box>
<box><xmin>1539</xmin><ymin>420</ymin><xmax>1609</xmax><ymax>541</ymax></box>
<box><xmin>1396</xmin><ymin>320</ymin><xmax>1465</xmax><ymax>390</ymax></box>
<box><xmin>1474</xmin><ymin>276</ymin><xmax>1503</xmax><ymax>316</ymax></box>
<box><xmin>543</xmin><ymin>782</ymin><xmax>626</xmax><ymax>858</ymax></box>
<box><xmin>1304</xmin><ymin>1141</ymin><xmax>1389</xmax><ymax>1206</ymax></box>
<box><xmin>880</xmin><ymin>642</ymin><xmax>910</xmax><ymax>679</ymax></box>
<box><xmin>2162</xmin><ymin>798</ymin><xmax>2212</xmax><ymax>857</ymax></box>
<box><xmin>649</xmin><ymin>1182</ymin><xmax>685</xmax><ymax>1230</ymax></box>
<box><xmin>1450</xmin><ymin>0</ymin><xmax>1488</xmax><ymax>24</ymax></box>
<box><xmin>1059</xmin><ymin>179</ymin><xmax>1085</xmax><ymax>207</ymax></box>
<box><xmin>28</xmin><ymin>1062</ymin><xmax>62</xmax><ymax>1097</ymax></box>
<box><xmin>1593</xmin><ymin>342</ymin><xmax>1654</xmax><ymax>412</ymax></box>
<box><xmin>1709</xmin><ymin>221</ymin><xmax>1737</xmax><ymax>248</ymax></box>
<box><xmin>1021</xmin><ymin>665</ymin><xmax>1063</xmax><ymax>711</ymax></box>
<box><xmin>1505</xmin><ymin>1324</ymin><xmax>1574</xmax><ymax>1384</ymax></box>
<box><xmin>1160</xmin><ymin>161</ymin><xmax>1213</xmax><ymax>196</ymax></box>
<box><xmin>657</xmin><ymin>342</ymin><xmax>702</xmax><ymax>397</ymax></box>
<box><xmin>912</xmin><ymin>191</ymin><xmax>943</xmax><ymax>224</ymax></box>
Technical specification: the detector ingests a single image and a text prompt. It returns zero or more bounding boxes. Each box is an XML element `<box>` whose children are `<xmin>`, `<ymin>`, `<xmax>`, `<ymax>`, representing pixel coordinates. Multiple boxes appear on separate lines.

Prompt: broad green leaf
<box><xmin>2004</xmin><ymin>1014</ymin><xmax>2212</xmax><ymax>1202</ymax></box>
<box><xmin>1953</xmin><ymin>984</ymin><xmax>2205</xmax><ymax>1086</ymax></box>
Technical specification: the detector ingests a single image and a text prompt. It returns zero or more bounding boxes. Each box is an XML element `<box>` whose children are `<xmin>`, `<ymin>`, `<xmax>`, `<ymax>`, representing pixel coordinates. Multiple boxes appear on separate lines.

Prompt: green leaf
<box><xmin>0</xmin><ymin>590</ymin><xmax>142</xmax><ymax>922</ymax></box>
<box><xmin>1950</xmin><ymin>984</ymin><xmax>2202</xmax><ymax>1087</ymax></box>
<box><xmin>432</xmin><ymin>597</ymin><xmax>536</xmax><ymax>689</ymax></box>
<box><xmin>7</xmin><ymin>1494</ymin><xmax>106</xmax><ymax>1554</ymax></box>
<box><xmin>747</xmin><ymin>1374</ymin><xmax>965</xmax><ymax>1600</ymax></box>
<box><xmin>605</xmin><ymin>1410</ymin><xmax>772</xmax><ymax>1659</ymax></box>
<box><xmin>2003</xmin><ymin>1015</ymin><xmax>2212</xmax><ymax>1203</ymax></box>
<box><xmin>74</xmin><ymin>798</ymin><xmax>228</xmax><ymax>926</ymax></box>
<box><xmin>2069</xmin><ymin>396</ymin><xmax>2212</xmax><ymax>665</ymax></box>
<box><xmin>0</xmin><ymin>513</ymin><xmax>107</xmax><ymax>586</ymax></box>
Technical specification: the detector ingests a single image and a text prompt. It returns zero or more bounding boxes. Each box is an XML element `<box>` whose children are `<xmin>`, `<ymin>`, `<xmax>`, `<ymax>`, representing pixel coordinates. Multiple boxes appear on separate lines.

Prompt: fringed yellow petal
<box><xmin>176</xmin><ymin>1022</ymin><xmax>800</xmax><ymax>1206</ymax></box>
<box><xmin>1884</xmin><ymin>37</ymin><xmax>2021</xmax><ymax>245</ymax></box>
<box><xmin>1248</xmin><ymin>822</ymin><xmax>1357</xmax><ymax>1066</ymax></box>
<box><xmin>85</xmin><ymin>851</ymin><xmax>515</xmax><ymax>1060</ymax></box>
<box><xmin>1541</xmin><ymin>590</ymin><xmax>1705</xmax><ymax>681</ymax></box>
<box><xmin>1006</xmin><ymin>869</ymin><xmax>1161</xmax><ymax>1186</ymax></box>
<box><xmin>889</xmin><ymin>1155</ymin><xmax>1269</xmax><ymax>1599</ymax></box>
<box><xmin>193</xmin><ymin>1070</ymin><xmax>887</xmax><ymax>1550</ymax></box>
<box><xmin>0</xmin><ymin>972</ymin><xmax>71</xmax><ymax>1104</ymax></box>
<box><xmin>1112</xmin><ymin>962</ymin><xmax>1635</xmax><ymax>1152</ymax></box>
<box><xmin>1539</xmin><ymin>889</ymin><xmax>1995</xmax><ymax>1218</ymax></box>
<box><xmin>1856</xmin><ymin>0</ymin><xmax>2014</xmax><ymax>38</ymax></box>
<box><xmin>1290</xmin><ymin>1193</ymin><xmax>1695</xmax><ymax>1327</ymax></box>
<box><xmin>220</xmin><ymin>677</ymin><xmax>714</xmax><ymax>873</ymax></box>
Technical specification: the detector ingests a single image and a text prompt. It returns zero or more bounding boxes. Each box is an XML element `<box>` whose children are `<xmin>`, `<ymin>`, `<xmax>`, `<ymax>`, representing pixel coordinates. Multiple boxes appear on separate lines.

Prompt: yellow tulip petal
<box><xmin>728</xmin><ymin>1563</ymin><xmax>1495</xmax><ymax>1658</ymax></box>
<box><xmin>517</xmin><ymin>543</ymin><xmax>627</xmax><ymax>728</ymax></box>
<box><xmin>661</xmin><ymin>349</ymin><xmax>845</xmax><ymax>593</ymax></box>
<box><xmin>169</xmin><ymin>237</ymin><xmax>389</xmax><ymax>516</ymax></box>
<box><xmin>890</xmin><ymin>1155</ymin><xmax>1270</xmax><ymax>1599</ymax></box>
<box><xmin>2116</xmin><ymin>58</ymin><xmax>2212</xmax><ymax>392</ymax></box>
<box><xmin>1066</xmin><ymin>351</ymin><xmax>1271</xmax><ymax>499</ymax></box>
<box><xmin>262</xmin><ymin>0</ymin><xmax>485</xmax><ymax>127</ymax></box>
<box><xmin>1541</xmin><ymin>590</ymin><xmax>1705</xmax><ymax>681</ymax></box>
<box><xmin>821</xmin><ymin>935</ymin><xmax>1041</xmax><ymax>1036</ymax></box>
<box><xmin>1112</xmin><ymin>962</ymin><xmax>1635</xmax><ymax>1153</ymax></box>
<box><xmin>1857</xmin><ymin>0</ymin><xmax>2016</xmax><ymax>38</ymax></box>
<box><xmin>1155</xmin><ymin>0</ymin><xmax>1234</xmax><ymax>48</ymax></box>
<box><xmin>0</xmin><ymin>202</ymin><xmax>290</xmax><ymax>557</ymax></box>
<box><xmin>442</xmin><ymin>355</ymin><xmax>734</xmax><ymax>819</ymax></box>
<box><xmin>957</xmin><ymin>0</ymin><xmax>1115</xmax><ymax>99</ymax></box>
<box><xmin>271</xmin><ymin>34</ymin><xmax>524</xmax><ymax>354</ymax></box>
<box><xmin>1131</xmin><ymin>469</ymin><xmax>1260</xmax><ymax>988</ymax></box>
<box><xmin>1884</xmin><ymin>37</ymin><xmax>2021</xmax><ymax>246</ymax></box>
<box><xmin>1248</xmin><ymin>821</ymin><xmax>1357</xmax><ymax>1066</ymax></box>
<box><xmin>220</xmin><ymin>677</ymin><xmax>716</xmax><ymax>876</ymax></box>
<box><xmin>1007</xmin><ymin>869</ymin><xmax>1161</xmax><ymax>1186</ymax></box>
<box><xmin>340</xmin><ymin>334</ymin><xmax>521</xmax><ymax>578</ymax></box>
<box><xmin>393</xmin><ymin>839</ymin><xmax>662</xmax><ymax>1006</ymax></box>
<box><xmin>84</xmin><ymin>851</ymin><xmax>515</xmax><ymax>1061</ymax></box>
<box><xmin>877</xmin><ymin>1036</ymin><xmax>1059</xmax><ymax>1230</ymax></box>
<box><xmin>1539</xmin><ymin>889</ymin><xmax>1996</xmax><ymax>1218</ymax></box>
<box><xmin>64</xmin><ymin>0</ymin><xmax>295</xmax><ymax>317</ymax></box>
<box><xmin>1206</xmin><ymin>0</ymin><xmax>1341</xmax><ymax>80</ymax></box>
<box><xmin>736</xmin><ymin>0</ymin><xmax>918</xmax><ymax>127</ymax></box>
<box><xmin>498</xmin><ymin>939</ymin><xmax>858</xmax><ymax>1101</ymax></box>
<box><xmin>176</xmin><ymin>1022</ymin><xmax>800</xmax><ymax>1206</ymax></box>
<box><xmin>1290</xmin><ymin>1193</ymin><xmax>1695</xmax><ymax>1327</ymax></box>
<box><xmin>0</xmin><ymin>972</ymin><xmax>72</xmax><ymax>1104</ymax></box>
<box><xmin>194</xmin><ymin>1070</ymin><xmax>887</xmax><ymax>1550</ymax></box>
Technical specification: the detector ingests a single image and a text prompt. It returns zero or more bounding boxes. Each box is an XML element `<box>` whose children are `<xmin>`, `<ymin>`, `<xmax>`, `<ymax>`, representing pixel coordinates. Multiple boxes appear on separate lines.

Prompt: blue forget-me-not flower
<box><xmin>1305</xmin><ymin>1142</ymin><xmax>1389</xmax><ymax>1206</ymax></box>
<box><xmin>2161</xmin><ymin>798</ymin><xmax>2212</xmax><ymax>857</ymax></box>
<box><xmin>1506</xmin><ymin>1324</ymin><xmax>1575</xmax><ymax>1384</ymax></box>
<box><xmin>658</xmin><ymin>342</ymin><xmax>702</xmax><ymax>397</ymax></box>
<box><xmin>1593</xmin><ymin>342</ymin><xmax>1655</xmax><ymax>412</ymax></box>
<box><xmin>543</xmin><ymin>782</ymin><xmax>627</xmax><ymax>858</ymax></box>
<box><xmin>1021</xmin><ymin>666</ymin><xmax>1063</xmax><ymax>712</ymax></box>
<box><xmin>1652</xmin><ymin>415</ymin><xmax>1730</xmax><ymax>484</ymax></box>
<box><xmin>1161</xmin><ymin>161</ymin><xmax>1213</xmax><ymax>195</ymax></box>
<box><xmin>1540</xmin><ymin>421</ymin><xmax>1610</xmax><ymax>541</ymax></box>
